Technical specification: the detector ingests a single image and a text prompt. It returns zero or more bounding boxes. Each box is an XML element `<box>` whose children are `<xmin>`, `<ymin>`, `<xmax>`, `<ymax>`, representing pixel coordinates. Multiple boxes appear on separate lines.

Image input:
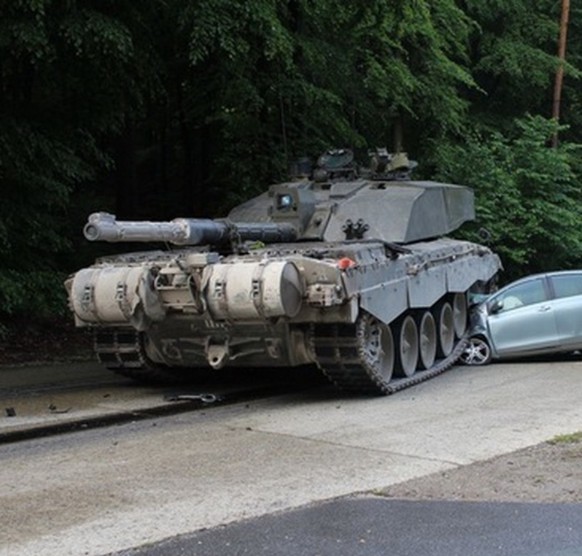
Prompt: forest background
<box><xmin>1</xmin><ymin>0</ymin><xmax>581</xmax><ymax>338</ymax></box>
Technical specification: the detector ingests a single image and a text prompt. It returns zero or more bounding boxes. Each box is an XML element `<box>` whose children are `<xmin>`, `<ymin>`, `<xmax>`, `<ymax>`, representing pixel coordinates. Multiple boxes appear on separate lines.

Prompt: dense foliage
<box><xmin>435</xmin><ymin>115</ymin><xmax>582</xmax><ymax>281</ymax></box>
<box><xmin>0</xmin><ymin>0</ymin><xmax>581</xmax><ymax>332</ymax></box>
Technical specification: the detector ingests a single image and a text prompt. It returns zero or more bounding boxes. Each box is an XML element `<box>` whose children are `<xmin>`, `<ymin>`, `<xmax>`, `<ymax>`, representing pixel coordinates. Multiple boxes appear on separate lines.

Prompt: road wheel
<box><xmin>416</xmin><ymin>310</ymin><xmax>437</xmax><ymax>370</ymax></box>
<box><xmin>435</xmin><ymin>301</ymin><xmax>455</xmax><ymax>358</ymax></box>
<box><xmin>395</xmin><ymin>315</ymin><xmax>419</xmax><ymax>378</ymax></box>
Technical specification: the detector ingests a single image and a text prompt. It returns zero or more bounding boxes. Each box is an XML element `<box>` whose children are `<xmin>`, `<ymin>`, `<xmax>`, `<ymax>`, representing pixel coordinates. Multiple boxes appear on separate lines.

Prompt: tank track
<box><xmin>312</xmin><ymin>321</ymin><xmax>467</xmax><ymax>395</ymax></box>
<box><xmin>94</xmin><ymin>319</ymin><xmax>466</xmax><ymax>393</ymax></box>
<box><xmin>94</xmin><ymin>329</ymin><xmax>196</xmax><ymax>384</ymax></box>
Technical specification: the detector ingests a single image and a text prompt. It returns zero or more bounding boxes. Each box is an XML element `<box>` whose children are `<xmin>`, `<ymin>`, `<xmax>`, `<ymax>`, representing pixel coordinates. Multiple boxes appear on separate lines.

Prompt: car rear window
<box><xmin>551</xmin><ymin>273</ymin><xmax>582</xmax><ymax>299</ymax></box>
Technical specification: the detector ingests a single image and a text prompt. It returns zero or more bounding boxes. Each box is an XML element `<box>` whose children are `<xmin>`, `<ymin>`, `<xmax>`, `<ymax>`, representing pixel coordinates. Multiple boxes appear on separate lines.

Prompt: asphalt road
<box><xmin>115</xmin><ymin>497</ymin><xmax>582</xmax><ymax>556</ymax></box>
<box><xmin>1</xmin><ymin>359</ymin><xmax>582</xmax><ymax>556</ymax></box>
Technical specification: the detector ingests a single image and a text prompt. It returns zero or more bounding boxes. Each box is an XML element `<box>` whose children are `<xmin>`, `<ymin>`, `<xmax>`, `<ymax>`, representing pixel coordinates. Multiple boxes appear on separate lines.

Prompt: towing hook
<box><xmin>164</xmin><ymin>393</ymin><xmax>220</xmax><ymax>404</ymax></box>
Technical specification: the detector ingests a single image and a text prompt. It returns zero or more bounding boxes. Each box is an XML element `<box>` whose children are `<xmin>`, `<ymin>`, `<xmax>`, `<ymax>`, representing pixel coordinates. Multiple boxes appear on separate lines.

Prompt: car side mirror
<box><xmin>489</xmin><ymin>299</ymin><xmax>503</xmax><ymax>314</ymax></box>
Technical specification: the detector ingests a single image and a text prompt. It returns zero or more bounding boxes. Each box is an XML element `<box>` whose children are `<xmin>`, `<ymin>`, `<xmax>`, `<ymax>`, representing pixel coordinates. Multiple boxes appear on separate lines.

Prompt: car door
<box><xmin>548</xmin><ymin>272</ymin><xmax>582</xmax><ymax>349</ymax></box>
<box><xmin>486</xmin><ymin>277</ymin><xmax>558</xmax><ymax>357</ymax></box>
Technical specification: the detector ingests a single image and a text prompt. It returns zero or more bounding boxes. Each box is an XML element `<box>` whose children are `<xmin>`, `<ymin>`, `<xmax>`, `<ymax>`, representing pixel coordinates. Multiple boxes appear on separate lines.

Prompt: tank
<box><xmin>65</xmin><ymin>149</ymin><xmax>502</xmax><ymax>394</ymax></box>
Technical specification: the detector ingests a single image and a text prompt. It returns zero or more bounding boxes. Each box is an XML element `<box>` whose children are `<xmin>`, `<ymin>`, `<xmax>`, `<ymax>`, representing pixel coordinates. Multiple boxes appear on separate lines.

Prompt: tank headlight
<box><xmin>277</xmin><ymin>193</ymin><xmax>294</xmax><ymax>211</ymax></box>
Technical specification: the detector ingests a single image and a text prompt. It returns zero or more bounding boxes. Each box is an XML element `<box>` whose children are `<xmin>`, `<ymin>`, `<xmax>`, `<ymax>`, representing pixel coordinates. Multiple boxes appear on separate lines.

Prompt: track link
<box><xmin>312</xmin><ymin>321</ymin><xmax>467</xmax><ymax>395</ymax></box>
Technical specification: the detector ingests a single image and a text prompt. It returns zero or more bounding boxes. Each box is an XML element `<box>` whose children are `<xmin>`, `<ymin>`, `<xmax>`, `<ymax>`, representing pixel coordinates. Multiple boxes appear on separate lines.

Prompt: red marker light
<box><xmin>337</xmin><ymin>257</ymin><xmax>356</xmax><ymax>270</ymax></box>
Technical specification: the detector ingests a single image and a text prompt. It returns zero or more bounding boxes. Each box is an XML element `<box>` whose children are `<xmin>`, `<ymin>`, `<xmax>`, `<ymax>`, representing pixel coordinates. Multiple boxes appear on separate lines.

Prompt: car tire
<box><xmin>460</xmin><ymin>336</ymin><xmax>492</xmax><ymax>366</ymax></box>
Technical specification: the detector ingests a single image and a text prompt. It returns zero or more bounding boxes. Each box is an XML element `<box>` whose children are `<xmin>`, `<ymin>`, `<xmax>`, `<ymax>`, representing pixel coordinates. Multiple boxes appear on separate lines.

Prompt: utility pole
<box><xmin>552</xmin><ymin>0</ymin><xmax>570</xmax><ymax>147</ymax></box>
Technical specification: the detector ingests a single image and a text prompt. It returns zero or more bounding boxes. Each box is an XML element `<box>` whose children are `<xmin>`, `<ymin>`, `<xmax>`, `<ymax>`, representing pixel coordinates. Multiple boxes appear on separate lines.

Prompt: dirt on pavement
<box><xmin>382</xmin><ymin>434</ymin><xmax>582</xmax><ymax>504</ymax></box>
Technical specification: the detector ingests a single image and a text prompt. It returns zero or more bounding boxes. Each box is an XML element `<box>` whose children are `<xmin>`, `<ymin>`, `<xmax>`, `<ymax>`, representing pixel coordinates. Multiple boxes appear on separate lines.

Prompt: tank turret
<box><xmin>66</xmin><ymin>149</ymin><xmax>502</xmax><ymax>395</ymax></box>
<box><xmin>227</xmin><ymin>148</ymin><xmax>474</xmax><ymax>244</ymax></box>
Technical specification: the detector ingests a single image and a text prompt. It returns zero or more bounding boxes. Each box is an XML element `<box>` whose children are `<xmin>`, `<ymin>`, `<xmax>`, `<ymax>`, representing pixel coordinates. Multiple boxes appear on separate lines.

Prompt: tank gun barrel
<box><xmin>83</xmin><ymin>212</ymin><xmax>297</xmax><ymax>245</ymax></box>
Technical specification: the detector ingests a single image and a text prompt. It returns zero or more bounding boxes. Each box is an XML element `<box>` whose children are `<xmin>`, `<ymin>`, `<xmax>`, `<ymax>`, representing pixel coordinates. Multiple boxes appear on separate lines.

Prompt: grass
<box><xmin>548</xmin><ymin>431</ymin><xmax>582</xmax><ymax>445</ymax></box>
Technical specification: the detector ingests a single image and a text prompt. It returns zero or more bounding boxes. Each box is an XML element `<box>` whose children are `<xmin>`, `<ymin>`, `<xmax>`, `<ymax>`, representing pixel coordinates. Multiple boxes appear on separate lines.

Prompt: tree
<box><xmin>175</xmin><ymin>0</ymin><xmax>477</xmax><ymax>206</ymax></box>
<box><xmin>556</xmin><ymin>2</ymin><xmax>582</xmax><ymax>144</ymax></box>
<box><xmin>347</xmin><ymin>0</ymin><xmax>475</xmax><ymax>149</ymax></box>
<box><xmin>433</xmin><ymin>115</ymin><xmax>582</xmax><ymax>281</ymax></box>
<box><xmin>0</xmin><ymin>0</ymin><xmax>149</xmax><ymax>331</ymax></box>
<box><xmin>462</xmin><ymin>0</ymin><xmax>572</xmax><ymax>129</ymax></box>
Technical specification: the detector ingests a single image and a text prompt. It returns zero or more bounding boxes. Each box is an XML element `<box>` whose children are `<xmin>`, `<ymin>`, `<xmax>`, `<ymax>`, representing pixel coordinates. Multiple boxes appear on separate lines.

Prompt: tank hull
<box><xmin>67</xmin><ymin>237</ymin><xmax>500</xmax><ymax>392</ymax></box>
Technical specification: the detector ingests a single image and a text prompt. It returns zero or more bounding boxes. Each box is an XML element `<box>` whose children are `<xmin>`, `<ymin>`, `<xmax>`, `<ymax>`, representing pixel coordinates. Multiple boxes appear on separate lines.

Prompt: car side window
<box><xmin>550</xmin><ymin>274</ymin><xmax>582</xmax><ymax>299</ymax></box>
<box><xmin>492</xmin><ymin>279</ymin><xmax>547</xmax><ymax>313</ymax></box>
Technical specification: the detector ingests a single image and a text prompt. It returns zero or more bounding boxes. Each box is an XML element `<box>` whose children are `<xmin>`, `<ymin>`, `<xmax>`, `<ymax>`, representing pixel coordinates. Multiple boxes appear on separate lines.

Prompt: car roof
<box><xmin>498</xmin><ymin>270</ymin><xmax>582</xmax><ymax>291</ymax></box>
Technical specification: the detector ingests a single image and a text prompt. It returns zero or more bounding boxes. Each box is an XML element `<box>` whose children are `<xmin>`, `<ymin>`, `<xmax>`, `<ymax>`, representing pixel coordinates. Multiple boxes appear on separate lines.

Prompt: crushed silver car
<box><xmin>461</xmin><ymin>270</ymin><xmax>582</xmax><ymax>365</ymax></box>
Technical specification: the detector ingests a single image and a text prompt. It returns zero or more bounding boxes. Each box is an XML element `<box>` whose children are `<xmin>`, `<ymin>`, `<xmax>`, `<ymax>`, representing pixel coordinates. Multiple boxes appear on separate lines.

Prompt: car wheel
<box><xmin>460</xmin><ymin>337</ymin><xmax>492</xmax><ymax>366</ymax></box>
